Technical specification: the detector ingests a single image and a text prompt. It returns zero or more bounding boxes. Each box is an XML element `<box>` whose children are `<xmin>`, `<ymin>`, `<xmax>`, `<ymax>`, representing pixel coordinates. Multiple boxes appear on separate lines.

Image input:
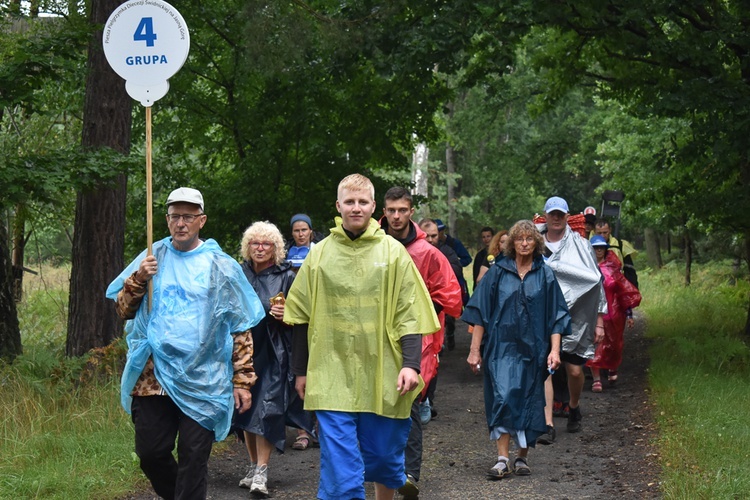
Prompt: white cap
<box><xmin>166</xmin><ymin>187</ymin><xmax>204</xmax><ymax>212</ymax></box>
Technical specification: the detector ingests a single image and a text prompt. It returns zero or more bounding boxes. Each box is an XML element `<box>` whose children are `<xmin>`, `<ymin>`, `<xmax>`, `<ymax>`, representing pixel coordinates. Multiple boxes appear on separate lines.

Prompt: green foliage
<box><xmin>505</xmin><ymin>1</ymin><xmax>750</xmax><ymax>233</ymax></box>
<box><xmin>642</xmin><ymin>260</ymin><xmax>750</xmax><ymax>497</ymax></box>
<box><xmin>2</xmin><ymin>270</ymin><xmax>142</xmax><ymax>499</ymax></box>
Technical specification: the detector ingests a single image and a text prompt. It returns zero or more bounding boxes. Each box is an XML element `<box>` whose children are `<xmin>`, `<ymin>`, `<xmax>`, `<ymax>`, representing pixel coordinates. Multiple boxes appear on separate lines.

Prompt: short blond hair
<box><xmin>337</xmin><ymin>173</ymin><xmax>375</xmax><ymax>201</ymax></box>
<box><xmin>240</xmin><ymin>221</ymin><xmax>286</xmax><ymax>265</ymax></box>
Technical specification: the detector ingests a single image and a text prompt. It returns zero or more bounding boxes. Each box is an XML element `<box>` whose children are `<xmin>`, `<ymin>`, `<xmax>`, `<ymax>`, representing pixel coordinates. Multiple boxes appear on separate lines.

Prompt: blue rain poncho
<box><xmin>461</xmin><ymin>255</ymin><xmax>570</xmax><ymax>444</ymax></box>
<box><xmin>283</xmin><ymin>218</ymin><xmax>440</xmax><ymax>419</ymax></box>
<box><xmin>106</xmin><ymin>237</ymin><xmax>265</xmax><ymax>440</ymax></box>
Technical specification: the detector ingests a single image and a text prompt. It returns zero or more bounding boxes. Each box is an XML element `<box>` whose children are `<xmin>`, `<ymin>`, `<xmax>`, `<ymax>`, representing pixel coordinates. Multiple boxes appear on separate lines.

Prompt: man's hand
<box><xmin>295</xmin><ymin>375</ymin><xmax>307</xmax><ymax>400</ymax></box>
<box><xmin>234</xmin><ymin>388</ymin><xmax>252</xmax><ymax>413</ymax></box>
<box><xmin>397</xmin><ymin>367</ymin><xmax>419</xmax><ymax>396</ymax></box>
<box><xmin>626</xmin><ymin>318</ymin><xmax>635</xmax><ymax>329</ymax></box>
<box><xmin>135</xmin><ymin>255</ymin><xmax>158</xmax><ymax>283</ymax></box>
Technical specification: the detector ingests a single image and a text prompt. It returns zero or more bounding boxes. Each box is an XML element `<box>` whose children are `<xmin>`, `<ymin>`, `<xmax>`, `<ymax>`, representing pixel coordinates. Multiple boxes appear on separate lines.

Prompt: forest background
<box><xmin>2</xmin><ymin>2</ymin><xmax>750</xmax><ymax>368</ymax></box>
<box><xmin>3</xmin><ymin>2</ymin><xmax>750</xmax><ymax>498</ymax></box>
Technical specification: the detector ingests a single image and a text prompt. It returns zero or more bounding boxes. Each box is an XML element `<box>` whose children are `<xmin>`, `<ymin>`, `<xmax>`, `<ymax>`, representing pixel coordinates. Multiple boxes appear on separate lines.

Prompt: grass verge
<box><xmin>642</xmin><ymin>259</ymin><xmax>750</xmax><ymax>498</ymax></box>
<box><xmin>1</xmin><ymin>267</ymin><xmax>145</xmax><ymax>499</ymax></box>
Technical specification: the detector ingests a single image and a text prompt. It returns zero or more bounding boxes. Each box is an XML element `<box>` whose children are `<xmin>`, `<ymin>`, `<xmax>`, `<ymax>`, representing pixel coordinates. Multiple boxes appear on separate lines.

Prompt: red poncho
<box><xmin>587</xmin><ymin>251</ymin><xmax>642</xmax><ymax>370</ymax></box>
<box><xmin>402</xmin><ymin>224</ymin><xmax>462</xmax><ymax>398</ymax></box>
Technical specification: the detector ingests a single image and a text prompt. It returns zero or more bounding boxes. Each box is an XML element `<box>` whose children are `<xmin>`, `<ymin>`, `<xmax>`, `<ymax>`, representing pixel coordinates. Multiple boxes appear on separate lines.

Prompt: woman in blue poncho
<box><xmin>462</xmin><ymin>220</ymin><xmax>571</xmax><ymax>480</ymax></box>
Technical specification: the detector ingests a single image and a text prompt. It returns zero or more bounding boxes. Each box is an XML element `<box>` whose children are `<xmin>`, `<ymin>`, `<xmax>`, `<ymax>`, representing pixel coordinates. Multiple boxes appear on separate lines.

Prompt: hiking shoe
<box><xmin>567</xmin><ymin>405</ymin><xmax>582</xmax><ymax>433</ymax></box>
<box><xmin>398</xmin><ymin>473</ymin><xmax>419</xmax><ymax>499</ymax></box>
<box><xmin>487</xmin><ymin>458</ymin><xmax>511</xmax><ymax>480</ymax></box>
<box><xmin>552</xmin><ymin>400</ymin><xmax>563</xmax><ymax>418</ymax></box>
<box><xmin>250</xmin><ymin>464</ymin><xmax>269</xmax><ymax>497</ymax></box>
<box><xmin>419</xmin><ymin>399</ymin><xmax>432</xmax><ymax>425</ymax></box>
<box><xmin>513</xmin><ymin>456</ymin><xmax>531</xmax><ymax>476</ymax></box>
<box><xmin>537</xmin><ymin>425</ymin><xmax>556</xmax><ymax>445</ymax></box>
<box><xmin>238</xmin><ymin>463</ymin><xmax>256</xmax><ymax>488</ymax></box>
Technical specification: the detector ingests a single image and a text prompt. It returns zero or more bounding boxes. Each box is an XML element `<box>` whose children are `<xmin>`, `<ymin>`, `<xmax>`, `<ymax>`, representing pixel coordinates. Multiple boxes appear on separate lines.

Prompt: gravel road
<box><xmin>123</xmin><ymin>313</ymin><xmax>660</xmax><ymax>499</ymax></box>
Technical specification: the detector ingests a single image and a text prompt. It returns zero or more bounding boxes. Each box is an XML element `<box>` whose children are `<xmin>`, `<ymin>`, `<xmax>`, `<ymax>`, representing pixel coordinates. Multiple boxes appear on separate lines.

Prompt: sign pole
<box><xmin>103</xmin><ymin>0</ymin><xmax>190</xmax><ymax>312</ymax></box>
<box><xmin>146</xmin><ymin>106</ymin><xmax>154</xmax><ymax>309</ymax></box>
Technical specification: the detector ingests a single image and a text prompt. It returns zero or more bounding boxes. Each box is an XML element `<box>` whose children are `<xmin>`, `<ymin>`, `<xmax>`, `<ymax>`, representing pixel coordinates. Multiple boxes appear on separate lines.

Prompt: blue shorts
<box><xmin>316</xmin><ymin>410</ymin><xmax>411</xmax><ymax>500</ymax></box>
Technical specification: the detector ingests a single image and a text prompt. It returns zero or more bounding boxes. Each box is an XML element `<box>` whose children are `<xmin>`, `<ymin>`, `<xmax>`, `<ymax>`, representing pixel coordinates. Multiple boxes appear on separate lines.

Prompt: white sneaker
<box><xmin>250</xmin><ymin>464</ymin><xmax>269</xmax><ymax>497</ymax></box>
<box><xmin>238</xmin><ymin>462</ymin><xmax>256</xmax><ymax>488</ymax></box>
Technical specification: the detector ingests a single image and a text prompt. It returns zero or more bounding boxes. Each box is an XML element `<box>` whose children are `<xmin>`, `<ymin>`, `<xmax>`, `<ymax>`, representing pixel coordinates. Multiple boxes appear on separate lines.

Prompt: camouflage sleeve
<box><xmin>116</xmin><ymin>272</ymin><xmax>147</xmax><ymax>320</ymax></box>
<box><xmin>232</xmin><ymin>328</ymin><xmax>257</xmax><ymax>390</ymax></box>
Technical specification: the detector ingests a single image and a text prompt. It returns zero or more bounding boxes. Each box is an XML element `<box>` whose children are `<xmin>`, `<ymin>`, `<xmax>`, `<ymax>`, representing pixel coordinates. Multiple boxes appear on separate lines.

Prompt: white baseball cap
<box><xmin>166</xmin><ymin>187</ymin><xmax>204</xmax><ymax>212</ymax></box>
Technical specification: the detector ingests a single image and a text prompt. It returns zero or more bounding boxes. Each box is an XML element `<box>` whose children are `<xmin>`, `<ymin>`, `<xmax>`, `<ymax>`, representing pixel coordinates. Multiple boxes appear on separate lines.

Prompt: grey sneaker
<box><xmin>238</xmin><ymin>462</ymin><xmax>256</xmax><ymax>488</ymax></box>
<box><xmin>250</xmin><ymin>464</ymin><xmax>269</xmax><ymax>497</ymax></box>
<box><xmin>398</xmin><ymin>473</ymin><xmax>419</xmax><ymax>499</ymax></box>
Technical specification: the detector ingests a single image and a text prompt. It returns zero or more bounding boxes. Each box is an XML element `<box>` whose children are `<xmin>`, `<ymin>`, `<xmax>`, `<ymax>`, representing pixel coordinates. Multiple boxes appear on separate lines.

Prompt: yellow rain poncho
<box><xmin>284</xmin><ymin>217</ymin><xmax>440</xmax><ymax>419</ymax></box>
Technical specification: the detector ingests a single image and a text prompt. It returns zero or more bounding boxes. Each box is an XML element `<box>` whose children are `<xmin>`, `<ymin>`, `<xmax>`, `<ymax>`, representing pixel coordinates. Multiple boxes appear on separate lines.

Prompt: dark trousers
<box><xmin>425</xmin><ymin>374</ymin><xmax>438</xmax><ymax>405</ymax></box>
<box><xmin>131</xmin><ymin>396</ymin><xmax>215</xmax><ymax>500</ymax></box>
<box><xmin>404</xmin><ymin>399</ymin><xmax>423</xmax><ymax>481</ymax></box>
<box><xmin>552</xmin><ymin>366</ymin><xmax>570</xmax><ymax>403</ymax></box>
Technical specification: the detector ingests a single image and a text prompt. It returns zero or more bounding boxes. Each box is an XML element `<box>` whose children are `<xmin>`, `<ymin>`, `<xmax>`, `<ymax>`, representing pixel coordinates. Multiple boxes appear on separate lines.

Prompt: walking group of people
<box><xmin>106</xmin><ymin>179</ymin><xmax>640</xmax><ymax>499</ymax></box>
<box><xmin>466</xmin><ymin>196</ymin><xmax>641</xmax><ymax>478</ymax></box>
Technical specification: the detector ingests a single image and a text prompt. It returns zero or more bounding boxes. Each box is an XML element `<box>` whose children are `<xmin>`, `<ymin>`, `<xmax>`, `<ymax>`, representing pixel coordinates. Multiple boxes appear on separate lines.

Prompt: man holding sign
<box><xmin>106</xmin><ymin>188</ymin><xmax>265</xmax><ymax>499</ymax></box>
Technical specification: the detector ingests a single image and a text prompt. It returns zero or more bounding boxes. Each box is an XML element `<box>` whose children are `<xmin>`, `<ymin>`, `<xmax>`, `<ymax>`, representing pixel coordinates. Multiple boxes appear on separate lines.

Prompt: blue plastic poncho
<box><xmin>283</xmin><ymin>218</ymin><xmax>440</xmax><ymax>419</ymax></box>
<box><xmin>461</xmin><ymin>255</ymin><xmax>570</xmax><ymax>444</ymax></box>
<box><xmin>106</xmin><ymin>237</ymin><xmax>265</xmax><ymax>440</ymax></box>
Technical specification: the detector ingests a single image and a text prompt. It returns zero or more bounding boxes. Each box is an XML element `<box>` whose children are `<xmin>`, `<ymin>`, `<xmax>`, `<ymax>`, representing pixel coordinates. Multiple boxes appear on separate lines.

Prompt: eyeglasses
<box><xmin>250</xmin><ymin>241</ymin><xmax>274</xmax><ymax>249</ymax></box>
<box><xmin>514</xmin><ymin>236</ymin><xmax>535</xmax><ymax>244</ymax></box>
<box><xmin>166</xmin><ymin>213</ymin><xmax>204</xmax><ymax>223</ymax></box>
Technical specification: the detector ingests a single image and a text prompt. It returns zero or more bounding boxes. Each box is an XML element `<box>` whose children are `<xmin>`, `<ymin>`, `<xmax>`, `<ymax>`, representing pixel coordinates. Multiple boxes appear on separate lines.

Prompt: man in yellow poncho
<box><xmin>285</xmin><ymin>174</ymin><xmax>440</xmax><ymax>500</ymax></box>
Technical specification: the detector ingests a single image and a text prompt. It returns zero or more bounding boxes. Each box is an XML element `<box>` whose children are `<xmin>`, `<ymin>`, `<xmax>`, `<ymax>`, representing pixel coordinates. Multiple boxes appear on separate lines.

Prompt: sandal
<box><xmin>292</xmin><ymin>435</ymin><xmax>311</xmax><ymax>450</ymax></box>
<box><xmin>608</xmin><ymin>371</ymin><xmax>618</xmax><ymax>384</ymax></box>
<box><xmin>487</xmin><ymin>458</ymin><xmax>511</xmax><ymax>479</ymax></box>
<box><xmin>591</xmin><ymin>380</ymin><xmax>602</xmax><ymax>393</ymax></box>
<box><xmin>513</xmin><ymin>457</ymin><xmax>531</xmax><ymax>476</ymax></box>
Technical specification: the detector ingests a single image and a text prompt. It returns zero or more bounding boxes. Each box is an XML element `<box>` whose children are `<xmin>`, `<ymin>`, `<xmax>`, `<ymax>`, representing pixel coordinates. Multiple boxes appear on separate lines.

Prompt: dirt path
<box><xmin>124</xmin><ymin>314</ymin><xmax>660</xmax><ymax>499</ymax></box>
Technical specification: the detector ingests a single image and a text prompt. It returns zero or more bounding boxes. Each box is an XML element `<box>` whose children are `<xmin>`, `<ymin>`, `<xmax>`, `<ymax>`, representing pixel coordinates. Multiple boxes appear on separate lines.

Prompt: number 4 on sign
<box><xmin>134</xmin><ymin>17</ymin><xmax>157</xmax><ymax>47</ymax></box>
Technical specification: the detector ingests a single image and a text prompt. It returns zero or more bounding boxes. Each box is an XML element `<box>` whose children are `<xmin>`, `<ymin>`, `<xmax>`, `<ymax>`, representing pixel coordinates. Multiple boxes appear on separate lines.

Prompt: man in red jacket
<box><xmin>380</xmin><ymin>186</ymin><xmax>463</xmax><ymax>499</ymax></box>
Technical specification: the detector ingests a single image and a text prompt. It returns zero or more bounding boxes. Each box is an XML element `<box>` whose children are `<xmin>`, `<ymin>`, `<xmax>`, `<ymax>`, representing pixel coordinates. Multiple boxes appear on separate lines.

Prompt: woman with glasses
<box><xmin>462</xmin><ymin>220</ymin><xmax>570</xmax><ymax>480</ymax></box>
<box><xmin>234</xmin><ymin>221</ymin><xmax>315</xmax><ymax>497</ymax></box>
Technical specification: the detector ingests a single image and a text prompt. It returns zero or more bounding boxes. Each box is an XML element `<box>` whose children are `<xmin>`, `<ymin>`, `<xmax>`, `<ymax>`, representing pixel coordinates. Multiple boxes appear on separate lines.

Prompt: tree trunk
<box><xmin>412</xmin><ymin>143</ymin><xmax>429</xmax><ymax>219</ymax></box>
<box><xmin>744</xmin><ymin>231</ymin><xmax>750</xmax><ymax>340</ymax></box>
<box><xmin>683</xmin><ymin>229</ymin><xmax>692</xmax><ymax>286</ymax></box>
<box><xmin>66</xmin><ymin>0</ymin><xmax>132</xmax><ymax>357</ymax></box>
<box><xmin>0</xmin><ymin>214</ymin><xmax>22</xmax><ymax>362</ymax></box>
<box><xmin>445</xmin><ymin>141</ymin><xmax>457</xmax><ymax>231</ymax></box>
<box><xmin>11</xmin><ymin>204</ymin><xmax>27</xmax><ymax>302</ymax></box>
<box><xmin>644</xmin><ymin>228</ymin><xmax>662</xmax><ymax>268</ymax></box>
<box><xmin>445</xmin><ymin>101</ymin><xmax>457</xmax><ymax>233</ymax></box>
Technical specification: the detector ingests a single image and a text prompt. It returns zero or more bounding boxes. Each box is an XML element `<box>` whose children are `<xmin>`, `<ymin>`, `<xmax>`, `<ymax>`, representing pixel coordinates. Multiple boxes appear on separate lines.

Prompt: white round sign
<box><xmin>102</xmin><ymin>0</ymin><xmax>190</xmax><ymax>106</ymax></box>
